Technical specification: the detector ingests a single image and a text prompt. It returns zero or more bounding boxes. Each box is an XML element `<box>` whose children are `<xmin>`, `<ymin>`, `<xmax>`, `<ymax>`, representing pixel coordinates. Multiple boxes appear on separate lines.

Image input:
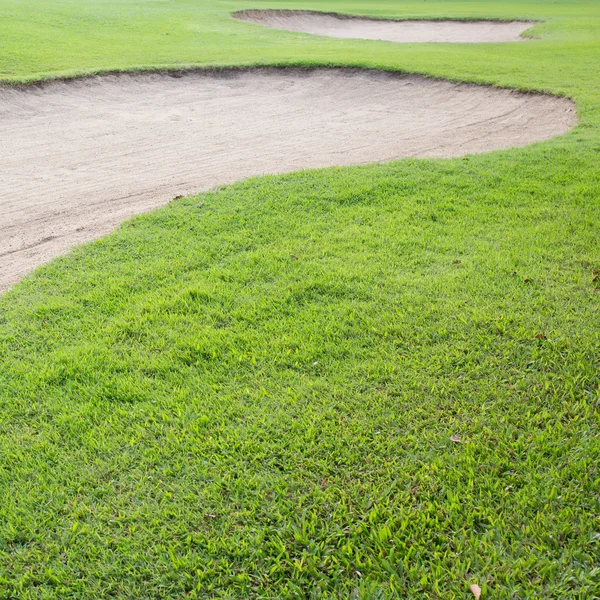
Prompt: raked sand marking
<box><xmin>234</xmin><ymin>10</ymin><xmax>536</xmax><ymax>43</ymax></box>
<box><xmin>0</xmin><ymin>68</ymin><xmax>575</xmax><ymax>292</ymax></box>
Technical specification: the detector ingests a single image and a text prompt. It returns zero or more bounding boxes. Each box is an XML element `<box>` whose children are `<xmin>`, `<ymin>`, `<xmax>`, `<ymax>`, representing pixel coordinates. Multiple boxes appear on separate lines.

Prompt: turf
<box><xmin>1</xmin><ymin>0</ymin><xmax>599</xmax><ymax>598</ymax></box>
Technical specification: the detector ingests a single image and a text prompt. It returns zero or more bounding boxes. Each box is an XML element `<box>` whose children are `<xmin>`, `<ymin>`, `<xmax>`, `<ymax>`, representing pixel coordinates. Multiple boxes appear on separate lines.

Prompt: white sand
<box><xmin>0</xmin><ymin>69</ymin><xmax>575</xmax><ymax>292</ymax></box>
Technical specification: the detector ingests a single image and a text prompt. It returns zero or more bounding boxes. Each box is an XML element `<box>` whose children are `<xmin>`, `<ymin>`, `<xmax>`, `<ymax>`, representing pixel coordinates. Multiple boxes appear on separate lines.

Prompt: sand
<box><xmin>0</xmin><ymin>68</ymin><xmax>575</xmax><ymax>292</ymax></box>
<box><xmin>234</xmin><ymin>10</ymin><xmax>536</xmax><ymax>43</ymax></box>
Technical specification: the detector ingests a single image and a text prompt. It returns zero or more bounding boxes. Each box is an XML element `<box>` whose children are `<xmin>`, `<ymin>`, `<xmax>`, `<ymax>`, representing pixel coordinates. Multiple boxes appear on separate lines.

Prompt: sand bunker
<box><xmin>234</xmin><ymin>10</ymin><xmax>535</xmax><ymax>43</ymax></box>
<box><xmin>0</xmin><ymin>68</ymin><xmax>575</xmax><ymax>292</ymax></box>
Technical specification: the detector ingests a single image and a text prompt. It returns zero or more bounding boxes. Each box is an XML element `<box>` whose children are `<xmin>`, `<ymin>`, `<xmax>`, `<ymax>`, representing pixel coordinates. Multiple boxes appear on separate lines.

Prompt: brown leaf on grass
<box><xmin>450</xmin><ymin>434</ymin><xmax>463</xmax><ymax>443</ymax></box>
<box><xmin>535</xmin><ymin>333</ymin><xmax>547</xmax><ymax>340</ymax></box>
<box><xmin>470</xmin><ymin>583</ymin><xmax>482</xmax><ymax>599</ymax></box>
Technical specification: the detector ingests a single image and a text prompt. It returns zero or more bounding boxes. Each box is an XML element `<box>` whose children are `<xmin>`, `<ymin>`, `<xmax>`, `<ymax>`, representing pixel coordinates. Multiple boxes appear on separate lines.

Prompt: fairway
<box><xmin>0</xmin><ymin>1</ymin><xmax>599</xmax><ymax>599</ymax></box>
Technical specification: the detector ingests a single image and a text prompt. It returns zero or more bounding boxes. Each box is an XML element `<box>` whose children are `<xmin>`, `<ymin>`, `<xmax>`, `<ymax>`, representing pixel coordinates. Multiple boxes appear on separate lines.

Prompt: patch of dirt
<box><xmin>0</xmin><ymin>68</ymin><xmax>575</xmax><ymax>291</ymax></box>
<box><xmin>234</xmin><ymin>10</ymin><xmax>536</xmax><ymax>43</ymax></box>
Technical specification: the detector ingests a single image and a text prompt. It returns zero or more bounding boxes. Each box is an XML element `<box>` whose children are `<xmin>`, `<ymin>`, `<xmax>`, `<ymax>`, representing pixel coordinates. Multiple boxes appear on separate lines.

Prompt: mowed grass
<box><xmin>1</xmin><ymin>0</ymin><xmax>600</xmax><ymax>598</ymax></box>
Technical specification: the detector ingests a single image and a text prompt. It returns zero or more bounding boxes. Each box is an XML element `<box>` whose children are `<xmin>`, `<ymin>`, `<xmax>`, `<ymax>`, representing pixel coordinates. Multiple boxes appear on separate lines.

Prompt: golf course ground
<box><xmin>0</xmin><ymin>1</ymin><xmax>599</xmax><ymax>598</ymax></box>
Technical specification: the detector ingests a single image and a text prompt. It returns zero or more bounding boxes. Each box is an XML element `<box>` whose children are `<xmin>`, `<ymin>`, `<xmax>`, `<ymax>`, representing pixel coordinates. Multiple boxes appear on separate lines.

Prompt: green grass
<box><xmin>1</xmin><ymin>0</ymin><xmax>600</xmax><ymax>598</ymax></box>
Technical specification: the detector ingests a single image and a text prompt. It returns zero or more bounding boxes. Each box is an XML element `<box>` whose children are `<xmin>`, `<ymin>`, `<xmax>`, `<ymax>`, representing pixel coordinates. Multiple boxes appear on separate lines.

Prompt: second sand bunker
<box><xmin>234</xmin><ymin>10</ymin><xmax>535</xmax><ymax>43</ymax></box>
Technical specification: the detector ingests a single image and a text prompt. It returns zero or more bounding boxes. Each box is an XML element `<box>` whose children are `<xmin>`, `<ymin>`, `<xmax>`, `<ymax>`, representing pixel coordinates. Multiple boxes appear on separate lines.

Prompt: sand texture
<box><xmin>234</xmin><ymin>11</ymin><xmax>536</xmax><ymax>43</ymax></box>
<box><xmin>0</xmin><ymin>69</ymin><xmax>575</xmax><ymax>291</ymax></box>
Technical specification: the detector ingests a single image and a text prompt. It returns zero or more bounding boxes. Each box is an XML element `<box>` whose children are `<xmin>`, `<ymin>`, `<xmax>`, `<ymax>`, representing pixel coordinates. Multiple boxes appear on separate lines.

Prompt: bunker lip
<box><xmin>233</xmin><ymin>10</ymin><xmax>537</xmax><ymax>43</ymax></box>
<box><xmin>0</xmin><ymin>67</ymin><xmax>575</xmax><ymax>293</ymax></box>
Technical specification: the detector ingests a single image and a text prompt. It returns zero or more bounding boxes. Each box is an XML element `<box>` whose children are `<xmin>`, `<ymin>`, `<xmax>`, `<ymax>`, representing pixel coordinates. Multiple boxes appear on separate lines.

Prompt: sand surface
<box><xmin>0</xmin><ymin>68</ymin><xmax>575</xmax><ymax>292</ymax></box>
<box><xmin>234</xmin><ymin>10</ymin><xmax>535</xmax><ymax>43</ymax></box>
